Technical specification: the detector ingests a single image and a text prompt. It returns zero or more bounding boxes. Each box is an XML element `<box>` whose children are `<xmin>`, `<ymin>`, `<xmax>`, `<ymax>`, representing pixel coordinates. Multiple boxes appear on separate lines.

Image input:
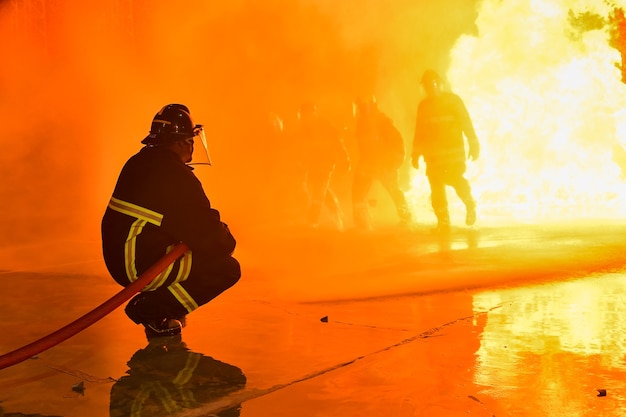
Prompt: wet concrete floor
<box><xmin>0</xmin><ymin>220</ymin><xmax>625</xmax><ymax>416</ymax></box>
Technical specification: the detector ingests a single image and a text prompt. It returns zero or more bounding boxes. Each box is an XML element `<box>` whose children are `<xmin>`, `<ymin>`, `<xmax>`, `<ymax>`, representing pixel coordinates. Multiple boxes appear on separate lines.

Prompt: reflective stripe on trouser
<box><xmin>125</xmin><ymin>255</ymin><xmax>241</xmax><ymax>323</ymax></box>
<box><xmin>108</xmin><ymin>197</ymin><xmax>196</xmax><ymax>313</ymax></box>
<box><xmin>122</xmin><ymin>221</ymin><xmax>193</xmax><ymax>287</ymax></box>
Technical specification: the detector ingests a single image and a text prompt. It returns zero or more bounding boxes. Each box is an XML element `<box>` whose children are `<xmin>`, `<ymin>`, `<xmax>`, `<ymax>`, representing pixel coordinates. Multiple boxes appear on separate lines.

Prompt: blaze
<box><xmin>410</xmin><ymin>0</ymin><xmax>626</xmax><ymax>225</ymax></box>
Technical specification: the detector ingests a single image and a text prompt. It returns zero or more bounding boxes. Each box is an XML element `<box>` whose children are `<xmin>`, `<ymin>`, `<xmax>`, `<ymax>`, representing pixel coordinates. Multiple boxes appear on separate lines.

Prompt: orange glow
<box><xmin>0</xmin><ymin>0</ymin><xmax>481</xmax><ymax>249</ymax></box>
<box><xmin>407</xmin><ymin>0</ymin><xmax>626</xmax><ymax>225</ymax></box>
<box><xmin>2</xmin><ymin>0</ymin><xmax>625</xmax><ymax>271</ymax></box>
<box><xmin>4</xmin><ymin>3</ymin><xmax>626</xmax><ymax>416</ymax></box>
<box><xmin>473</xmin><ymin>274</ymin><xmax>626</xmax><ymax>415</ymax></box>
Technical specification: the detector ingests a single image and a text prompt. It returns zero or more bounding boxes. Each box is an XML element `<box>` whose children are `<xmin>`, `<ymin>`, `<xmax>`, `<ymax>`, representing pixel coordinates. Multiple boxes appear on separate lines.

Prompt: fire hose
<box><xmin>0</xmin><ymin>242</ymin><xmax>189</xmax><ymax>370</ymax></box>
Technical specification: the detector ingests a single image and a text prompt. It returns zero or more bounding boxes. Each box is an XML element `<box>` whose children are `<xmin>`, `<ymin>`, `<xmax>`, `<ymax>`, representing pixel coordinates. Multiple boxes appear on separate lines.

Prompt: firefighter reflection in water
<box><xmin>352</xmin><ymin>96</ymin><xmax>411</xmax><ymax>230</ymax></box>
<box><xmin>296</xmin><ymin>102</ymin><xmax>350</xmax><ymax>230</ymax></box>
<box><xmin>110</xmin><ymin>335</ymin><xmax>247</xmax><ymax>417</ymax></box>
<box><xmin>412</xmin><ymin>69</ymin><xmax>480</xmax><ymax>232</ymax></box>
<box><xmin>101</xmin><ymin>104</ymin><xmax>241</xmax><ymax>340</ymax></box>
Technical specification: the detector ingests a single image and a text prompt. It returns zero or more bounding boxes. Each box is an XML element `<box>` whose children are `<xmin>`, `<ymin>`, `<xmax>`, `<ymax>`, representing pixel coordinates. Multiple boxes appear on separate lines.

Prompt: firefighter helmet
<box><xmin>421</xmin><ymin>69</ymin><xmax>443</xmax><ymax>85</ymax></box>
<box><xmin>353</xmin><ymin>95</ymin><xmax>377</xmax><ymax>117</ymax></box>
<box><xmin>142</xmin><ymin>104</ymin><xmax>201</xmax><ymax>146</ymax></box>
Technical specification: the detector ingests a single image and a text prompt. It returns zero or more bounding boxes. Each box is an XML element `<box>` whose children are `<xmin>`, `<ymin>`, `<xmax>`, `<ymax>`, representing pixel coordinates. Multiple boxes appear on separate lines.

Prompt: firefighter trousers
<box><xmin>427</xmin><ymin>171</ymin><xmax>475</xmax><ymax>226</ymax></box>
<box><xmin>125</xmin><ymin>254</ymin><xmax>241</xmax><ymax>324</ymax></box>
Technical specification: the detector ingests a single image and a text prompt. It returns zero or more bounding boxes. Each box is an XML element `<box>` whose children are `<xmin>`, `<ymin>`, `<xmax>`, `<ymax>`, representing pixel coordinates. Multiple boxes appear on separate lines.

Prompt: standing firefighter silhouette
<box><xmin>352</xmin><ymin>96</ymin><xmax>411</xmax><ymax>230</ymax></box>
<box><xmin>412</xmin><ymin>69</ymin><xmax>480</xmax><ymax>231</ymax></box>
<box><xmin>297</xmin><ymin>102</ymin><xmax>350</xmax><ymax>230</ymax></box>
<box><xmin>101</xmin><ymin>104</ymin><xmax>240</xmax><ymax>339</ymax></box>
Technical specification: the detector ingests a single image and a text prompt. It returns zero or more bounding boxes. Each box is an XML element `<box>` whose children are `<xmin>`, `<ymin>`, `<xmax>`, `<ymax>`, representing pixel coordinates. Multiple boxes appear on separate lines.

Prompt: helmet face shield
<box><xmin>189</xmin><ymin>124</ymin><xmax>212</xmax><ymax>166</ymax></box>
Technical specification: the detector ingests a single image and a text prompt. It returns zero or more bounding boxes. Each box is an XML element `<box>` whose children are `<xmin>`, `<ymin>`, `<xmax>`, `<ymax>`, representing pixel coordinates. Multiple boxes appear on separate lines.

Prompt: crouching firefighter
<box><xmin>101</xmin><ymin>103</ymin><xmax>241</xmax><ymax>339</ymax></box>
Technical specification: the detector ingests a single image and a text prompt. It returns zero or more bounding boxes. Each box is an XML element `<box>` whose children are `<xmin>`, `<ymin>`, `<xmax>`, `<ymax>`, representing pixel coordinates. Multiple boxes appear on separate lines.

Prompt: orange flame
<box><xmin>410</xmin><ymin>0</ymin><xmax>626</xmax><ymax>225</ymax></box>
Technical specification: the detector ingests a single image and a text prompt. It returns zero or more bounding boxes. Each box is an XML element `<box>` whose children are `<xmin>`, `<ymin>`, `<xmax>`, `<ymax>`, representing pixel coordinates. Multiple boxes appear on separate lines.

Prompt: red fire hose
<box><xmin>0</xmin><ymin>242</ymin><xmax>189</xmax><ymax>370</ymax></box>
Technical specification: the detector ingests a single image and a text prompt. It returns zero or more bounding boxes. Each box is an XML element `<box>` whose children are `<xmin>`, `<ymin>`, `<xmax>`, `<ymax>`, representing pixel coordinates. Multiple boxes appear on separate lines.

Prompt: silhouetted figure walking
<box><xmin>296</xmin><ymin>102</ymin><xmax>350</xmax><ymax>230</ymax></box>
<box><xmin>412</xmin><ymin>69</ymin><xmax>480</xmax><ymax>232</ymax></box>
<box><xmin>352</xmin><ymin>96</ymin><xmax>410</xmax><ymax>230</ymax></box>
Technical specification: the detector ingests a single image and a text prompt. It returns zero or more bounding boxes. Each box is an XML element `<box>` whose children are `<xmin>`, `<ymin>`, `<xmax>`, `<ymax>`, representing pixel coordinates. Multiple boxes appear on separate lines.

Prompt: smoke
<box><xmin>0</xmin><ymin>0</ymin><xmax>478</xmax><ymax>275</ymax></box>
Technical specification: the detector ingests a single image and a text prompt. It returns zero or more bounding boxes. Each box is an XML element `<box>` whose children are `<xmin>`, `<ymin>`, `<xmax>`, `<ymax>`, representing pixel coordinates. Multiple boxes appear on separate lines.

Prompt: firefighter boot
<box><xmin>433</xmin><ymin>209</ymin><xmax>451</xmax><ymax>233</ymax></box>
<box><xmin>144</xmin><ymin>318</ymin><xmax>184</xmax><ymax>339</ymax></box>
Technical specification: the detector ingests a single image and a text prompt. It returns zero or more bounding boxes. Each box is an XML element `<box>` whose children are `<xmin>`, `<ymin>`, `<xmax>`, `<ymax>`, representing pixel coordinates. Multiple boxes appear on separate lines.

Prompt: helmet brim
<box><xmin>141</xmin><ymin>133</ymin><xmax>157</xmax><ymax>145</ymax></box>
<box><xmin>141</xmin><ymin>128</ymin><xmax>201</xmax><ymax>146</ymax></box>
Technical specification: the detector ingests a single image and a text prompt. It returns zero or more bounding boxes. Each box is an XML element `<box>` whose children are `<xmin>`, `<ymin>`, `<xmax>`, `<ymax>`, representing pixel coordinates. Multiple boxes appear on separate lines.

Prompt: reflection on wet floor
<box><xmin>473</xmin><ymin>272</ymin><xmax>626</xmax><ymax>417</ymax></box>
<box><xmin>109</xmin><ymin>335</ymin><xmax>246</xmax><ymax>417</ymax></box>
<box><xmin>2</xmin><ymin>273</ymin><xmax>626</xmax><ymax>416</ymax></box>
<box><xmin>2</xmin><ymin>224</ymin><xmax>626</xmax><ymax>416</ymax></box>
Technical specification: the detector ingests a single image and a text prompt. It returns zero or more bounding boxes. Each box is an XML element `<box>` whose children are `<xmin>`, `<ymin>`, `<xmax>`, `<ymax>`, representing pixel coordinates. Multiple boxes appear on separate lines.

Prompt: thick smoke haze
<box><xmin>0</xmin><ymin>1</ymin><xmax>478</xmax><ymax>257</ymax></box>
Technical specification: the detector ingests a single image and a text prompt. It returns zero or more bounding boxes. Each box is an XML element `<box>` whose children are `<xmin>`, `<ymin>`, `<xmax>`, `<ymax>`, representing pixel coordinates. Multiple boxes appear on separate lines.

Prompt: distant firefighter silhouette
<box><xmin>296</xmin><ymin>102</ymin><xmax>350</xmax><ymax>230</ymax></box>
<box><xmin>352</xmin><ymin>96</ymin><xmax>411</xmax><ymax>230</ymax></box>
<box><xmin>412</xmin><ymin>70</ymin><xmax>480</xmax><ymax>231</ymax></box>
<box><xmin>110</xmin><ymin>336</ymin><xmax>247</xmax><ymax>417</ymax></box>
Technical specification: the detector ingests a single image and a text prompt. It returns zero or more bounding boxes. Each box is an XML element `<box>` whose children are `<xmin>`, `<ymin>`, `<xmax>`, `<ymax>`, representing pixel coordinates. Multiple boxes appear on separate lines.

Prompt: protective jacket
<box><xmin>356</xmin><ymin>109</ymin><xmax>404</xmax><ymax>174</ymax></box>
<box><xmin>412</xmin><ymin>91</ymin><xmax>479</xmax><ymax>176</ymax></box>
<box><xmin>102</xmin><ymin>146</ymin><xmax>235</xmax><ymax>287</ymax></box>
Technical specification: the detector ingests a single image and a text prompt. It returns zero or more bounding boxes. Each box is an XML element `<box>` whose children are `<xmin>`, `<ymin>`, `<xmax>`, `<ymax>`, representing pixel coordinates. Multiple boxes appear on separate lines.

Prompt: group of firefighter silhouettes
<box><xmin>98</xmin><ymin>69</ymin><xmax>481</xmax><ymax>414</ymax></box>
<box><xmin>267</xmin><ymin>68</ymin><xmax>480</xmax><ymax>232</ymax></box>
<box><xmin>100</xmin><ymin>68</ymin><xmax>481</xmax><ymax>343</ymax></box>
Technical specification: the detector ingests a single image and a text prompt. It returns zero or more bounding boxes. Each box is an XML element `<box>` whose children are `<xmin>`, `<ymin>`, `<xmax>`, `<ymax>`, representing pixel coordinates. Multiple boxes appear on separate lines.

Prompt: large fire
<box><xmin>3</xmin><ymin>0</ymin><xmax>626</xmax><ymax>241</ymax></box>
<box><xmin>409</xmin><ymin>0</ymin><xmax>626</xmax><ymax>225</ymax></box>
